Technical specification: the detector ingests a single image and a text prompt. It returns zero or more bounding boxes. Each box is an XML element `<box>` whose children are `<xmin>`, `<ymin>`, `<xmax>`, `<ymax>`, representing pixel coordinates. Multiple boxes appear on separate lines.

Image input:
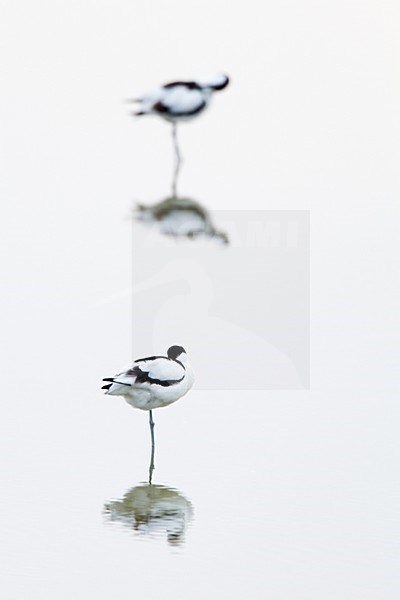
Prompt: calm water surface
<box><xmin>1</xmin><ymin>181</ymin><xmax>398</xmax><ymax>599</ymax></box>
<box><xmin>2</xmin><ymin>377</ymin><xmax>398</xmax><ymax>599</ymax></box>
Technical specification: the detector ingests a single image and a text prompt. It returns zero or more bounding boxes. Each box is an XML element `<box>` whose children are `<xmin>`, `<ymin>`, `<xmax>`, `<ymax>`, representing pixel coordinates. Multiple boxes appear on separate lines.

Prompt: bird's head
<box><xmin>167</xmin><ymin>345</ymin><xmax>187</xmax><ymax>364</ymax></box>
<box><xmin>199</xmin><ymin>74</ymin><xmax>230</xmax><ymax>91</ymax></box>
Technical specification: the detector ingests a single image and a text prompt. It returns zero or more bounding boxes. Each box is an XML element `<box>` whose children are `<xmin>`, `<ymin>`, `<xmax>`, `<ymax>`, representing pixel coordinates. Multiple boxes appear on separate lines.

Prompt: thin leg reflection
<box><xmin>104</xmin><ymin>483</ymin><xmax>194</xmax><ymax>546</ymax></box>
<box><xmin>171</xmin><ymin>123</ymin><xmax>182</xmax><ymax>197</ymax></box>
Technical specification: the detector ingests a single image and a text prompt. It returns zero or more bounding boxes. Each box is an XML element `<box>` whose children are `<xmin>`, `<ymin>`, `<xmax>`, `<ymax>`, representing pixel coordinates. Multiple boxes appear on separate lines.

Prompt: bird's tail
<box><xmin>102</xmin><ymin>377</ymin><xmax>131</xmax><ymax>395</ymax></box>
<box><xmin>124</xmin><ymin>98</ymin><xmax>150</xmax><ymax>116</ymax></box>
<box><xmin>101</xmin><ymin>377</ymin><xmax>114</xmax><ymax>393</ymax></box>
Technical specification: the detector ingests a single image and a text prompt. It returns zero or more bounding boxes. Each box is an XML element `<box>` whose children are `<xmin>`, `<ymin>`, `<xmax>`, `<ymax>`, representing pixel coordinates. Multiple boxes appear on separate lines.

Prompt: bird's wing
<box><xmin>102</xmin><ymin>358</ymin><xmax>185</xmax><ymax>394</ymax></box>
<box><xmin>157</xmin><ymin>86</ymin><xmax>206</xmax><ymax>115</ymax></box>
<box><xmin>133</xmin><ymin>357</ymin><xmax>185</xmax><ymax>384</ymax></box>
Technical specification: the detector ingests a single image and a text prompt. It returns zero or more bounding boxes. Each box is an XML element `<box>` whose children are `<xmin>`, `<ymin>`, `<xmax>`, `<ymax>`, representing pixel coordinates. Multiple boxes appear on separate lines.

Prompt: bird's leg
<box><xmin>148</xmin><ymin>410</ymin><xmax>155</xmax><ymax>484</ymax></box>
<box><xmin>171</xmin><ymin>123</ymin><xmax>182</xmax><ymax>198</ymax></box>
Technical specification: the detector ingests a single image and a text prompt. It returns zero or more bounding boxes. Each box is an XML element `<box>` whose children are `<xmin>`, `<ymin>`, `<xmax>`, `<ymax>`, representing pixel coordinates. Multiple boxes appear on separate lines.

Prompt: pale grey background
<box><xmin>1</xmin><ymin>1</ymin><xmax>399</xmax><ymax>599</ymax></box>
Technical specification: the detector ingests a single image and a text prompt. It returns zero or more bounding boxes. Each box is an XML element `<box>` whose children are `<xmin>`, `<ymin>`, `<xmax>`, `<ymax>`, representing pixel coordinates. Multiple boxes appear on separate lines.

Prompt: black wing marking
<box><xmin>153</xmin><ymin>99</ymin><xmax>206</xmax><ymax>118</ymax></box>
<box><xmin>153</xmin><ymin>101</ymin><xmax>170</xmax><ymax>114</ymax></box>
<box><xmin>163</xmin><ymin>80</ymin><xmax>201</xmax><ymax>90</ymax></box>
<box><xmin>125</xmin><ymin>365</ymin><xmax>184</xmax><ymax>387</ymax></box>
<box><xmin>135</xmin><ymin>355</ymin><xmax>165</xmax><ymax>363</ymax></box>
<box><xmin>102</xmin><ymin>377</ymin><xmax>131</xmax><ymax>387</ymax></box>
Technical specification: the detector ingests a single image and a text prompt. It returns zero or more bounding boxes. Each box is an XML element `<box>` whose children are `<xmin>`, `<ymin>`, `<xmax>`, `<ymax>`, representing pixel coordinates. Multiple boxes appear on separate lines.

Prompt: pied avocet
<box><xmin>128</xmin><ymin>74</ymin><xmax>229</xmax><ymax>195</ymax></box>
<box><xmin>102</xmin><ymin>345</ymin><xmax>194</xmax><ymax>481</ymax></box>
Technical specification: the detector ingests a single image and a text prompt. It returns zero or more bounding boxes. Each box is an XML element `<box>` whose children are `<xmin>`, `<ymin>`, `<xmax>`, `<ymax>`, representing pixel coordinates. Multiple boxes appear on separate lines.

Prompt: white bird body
<box><xmin>102</xmin><ymin>345</ymin><xmax>194</xmax><ymax>411</ymax></box>
<box><xmin>133</xmin><ymin>74</ymin><xmax>229</xmax><ymax>122</ymax></box>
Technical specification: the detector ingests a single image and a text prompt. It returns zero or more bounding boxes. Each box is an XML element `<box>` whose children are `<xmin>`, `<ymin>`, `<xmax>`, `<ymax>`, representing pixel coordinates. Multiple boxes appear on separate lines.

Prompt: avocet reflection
<box><xmin>104</xmin><ymin>483</ymin><xmax>194</xmax><ymax>546</ymax></box>
<box><xmin>134</xmin><ymin>196</ymin><xmax>228</xmax><ymax>244</ymax></box>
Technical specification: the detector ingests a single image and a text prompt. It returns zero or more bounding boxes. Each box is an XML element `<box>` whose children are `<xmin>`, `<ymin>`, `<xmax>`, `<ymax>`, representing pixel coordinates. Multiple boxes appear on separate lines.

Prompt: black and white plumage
<box><xmin>132</xmin><ymin>74</ymin><xmax>229</xmax><ymax>122</ymax></box>
<box><xmin>102</xmin><ymin>345</ymin><xmax>194</xmax><ymax>482</ymax></box>
<box><xmin>102</xmin><ymin>345</ymin><xmax>194</xmax><ymax>410</ymax></box>
<box><xmin>129</xmin><ymin>74</ymin><xmax>230</xmax><ymax>196</ymax></box>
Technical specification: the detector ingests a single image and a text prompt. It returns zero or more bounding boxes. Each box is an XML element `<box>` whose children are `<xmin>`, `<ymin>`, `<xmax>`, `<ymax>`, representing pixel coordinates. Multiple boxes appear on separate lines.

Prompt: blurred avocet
<box><xmin>132</xmin><ymin>74</ymin><xmax>229</xmax><ymax>122</ymax></box>
<box><xmin>129</xmin><ymin>74</ymin><xmax>229</xmax><ymax>195</ymax></box>
<box><xmin>135</xmin><ymin>196</ymin><xmax>229</xmax><ymax>244</ymax></box>
<box><xmin>102</xmin><ymin>345</ymin><xmax>194</xmax><ymax>481</ymax></box>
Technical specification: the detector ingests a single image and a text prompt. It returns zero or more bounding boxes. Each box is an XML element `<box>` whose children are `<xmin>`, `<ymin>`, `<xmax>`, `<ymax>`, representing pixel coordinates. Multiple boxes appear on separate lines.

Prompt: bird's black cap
<box><xmin>211</xmin><ymin>74</ymin><xmax>229</xmax><ymax>91</ymax></box>
<box><xmin>167</xmin><ymin>345</ymin><xmax>186</xmax><ymax>360</ymax></box>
